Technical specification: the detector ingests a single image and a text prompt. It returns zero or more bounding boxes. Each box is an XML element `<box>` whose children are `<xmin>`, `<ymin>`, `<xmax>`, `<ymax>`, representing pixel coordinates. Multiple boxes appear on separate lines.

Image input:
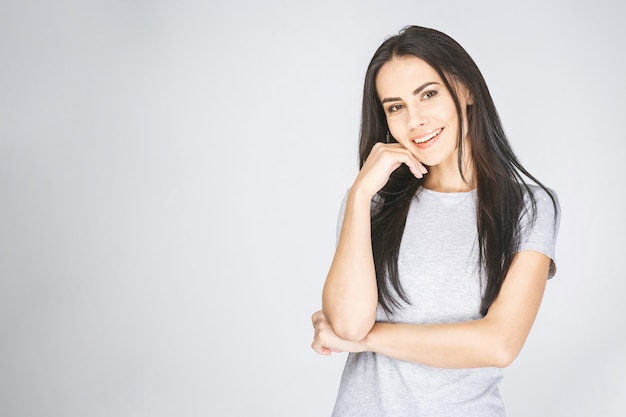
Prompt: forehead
<box><xmin>376</xmin><ymin>56</ymin><xmax>442</xmax><ymax>97</ymax></box>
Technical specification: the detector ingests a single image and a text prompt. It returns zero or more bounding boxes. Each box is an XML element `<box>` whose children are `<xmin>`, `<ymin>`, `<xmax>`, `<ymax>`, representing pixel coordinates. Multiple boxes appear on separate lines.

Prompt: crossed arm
<box><xmin>312</xmin><ymin>183</ymin><xmax>550</xmax><ymax>369</ymax></box>
<box><xmin>312</xmin><ymin>248</ymin><xmax>550</xmax><ymax>369</ymax></box>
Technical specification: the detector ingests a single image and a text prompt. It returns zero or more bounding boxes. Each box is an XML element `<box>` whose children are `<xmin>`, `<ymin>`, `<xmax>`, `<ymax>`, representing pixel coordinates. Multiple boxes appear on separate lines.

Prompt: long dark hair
<box><xmin>361</xmin><ymin>26</ymin><xmax>557</xmax><ymax>316</ymax></box>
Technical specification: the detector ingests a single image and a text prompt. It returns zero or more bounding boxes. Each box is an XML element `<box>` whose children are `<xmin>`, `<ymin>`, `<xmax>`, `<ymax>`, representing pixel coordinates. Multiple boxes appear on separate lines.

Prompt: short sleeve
<box><xmin>518</xmin><ymin>186</ymin><xmax>561</xmax><ymax>278</ymax></box>
<box><xmin>335</xmin><ymin>191</ymin><xmax>349</xmax><ymax>244</ymax></box>
<box><xmin>335</xmin><ymin>190</ymin><xmax>383</xmax><ymax>244</ymax></box>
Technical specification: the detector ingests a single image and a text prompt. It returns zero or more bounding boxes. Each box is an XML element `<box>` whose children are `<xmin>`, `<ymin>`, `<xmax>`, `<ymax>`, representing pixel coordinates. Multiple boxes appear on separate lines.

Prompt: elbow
<box><xmin>322</xmin><ymin>299</ymin><xmax>377</xmax><ymax>342</ymax></box>
<box><xmin>326</xmin><ymin>315</ymin><xmax>375</xmax><ymax>342</ymax></box>
<box><xmin>489</xmin><ymin>340</ymin><xmax>521</xmax><ymax>368</ymax></box>
<box><xmin>491</xmin><ymin>350</ymin><xmax>516</xmax><ymax>369</ymax></box>
<box><xmin>479</xmin><ymin>317</ymin><xmax>525</xmax><ymax>368</ymax></box>
<box><xmin>333</xmin><ymin>324</ymin><xmax>371</xmax><ymax>342</ymax></box>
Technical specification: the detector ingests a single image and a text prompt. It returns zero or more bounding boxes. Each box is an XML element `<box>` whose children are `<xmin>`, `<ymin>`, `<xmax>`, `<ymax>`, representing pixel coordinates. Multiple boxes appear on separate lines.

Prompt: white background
<box><xmin>1</xmin><ymin>1</ymin><xmax>624</xmax><ymax>416</ymax></box>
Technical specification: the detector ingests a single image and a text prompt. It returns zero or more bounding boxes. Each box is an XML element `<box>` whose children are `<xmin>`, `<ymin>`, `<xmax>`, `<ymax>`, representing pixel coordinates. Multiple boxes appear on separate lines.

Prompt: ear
<box><xmin>459</xmin><ymin>83</ymin><xmax>473</xmax><ymax>105</ymax></box>
<box><xmin>449</xmin><ymin>76</ymin><xmax>473</xmax><ymax>106</ymax></box>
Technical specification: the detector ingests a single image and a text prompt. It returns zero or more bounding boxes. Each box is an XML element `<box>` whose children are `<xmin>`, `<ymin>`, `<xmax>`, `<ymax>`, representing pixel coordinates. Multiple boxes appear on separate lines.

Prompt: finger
<box><xmin>399</xmin><ymin>155</ymin><xmax>424</xmax><ymax>179</ymax></box>
<box><xmin>401</xmin><ymin>152</ymin><xmax>427</xmax><ymax>178</ymax></box>
<box><xmin>411</xmin><ymin>160</ymin><xmax>428</xmax><ymax>176</ymax></box>
<box><xmin>311</xmin><ymin>310</ymin><xmax>321</xmax><ymax>327</ymax></box>
<box><xmin>406</xmin><ymin>162</ymin><xmax>424</xmax><ymax>179</ymax></box>
<box><xmin>384</xmin><ymin>146</ymin><xmax>427</xmax><ymax>178</ymax></box>
<box><xmin>387</xmin><ymin>144</ymin><xmax>428</xmax><ymax>174</ymax></box>
<box><xmin>311</xmin><ymin>340</ymin><xmax>332</xmax><ymax>356</ymax></box>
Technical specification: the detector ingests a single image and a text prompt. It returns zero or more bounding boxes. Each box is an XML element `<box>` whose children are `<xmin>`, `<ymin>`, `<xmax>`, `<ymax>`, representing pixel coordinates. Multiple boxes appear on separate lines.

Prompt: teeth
<box><xmin>414</xmin><ymin>128</ymin><xmax>442</xmax><ymax>144</ymax></box>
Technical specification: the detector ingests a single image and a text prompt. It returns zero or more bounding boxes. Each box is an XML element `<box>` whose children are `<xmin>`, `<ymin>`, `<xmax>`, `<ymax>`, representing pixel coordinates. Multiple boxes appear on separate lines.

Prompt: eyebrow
<box><xmin>381</xmin><ymin>81</ymin><xmax>440</xmax><ymax>104</ymax></box>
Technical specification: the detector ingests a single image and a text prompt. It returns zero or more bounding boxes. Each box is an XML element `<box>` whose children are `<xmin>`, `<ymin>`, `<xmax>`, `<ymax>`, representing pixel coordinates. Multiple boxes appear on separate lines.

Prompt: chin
<box><xmin>417</xmin><ymin>157</ymin><xmax>442</xmax><ymax>167</ymax></box>
<box><xmin>416</xmin><ymin>150</ymin><xmax>457</xmax><ymax>169</ymax></box>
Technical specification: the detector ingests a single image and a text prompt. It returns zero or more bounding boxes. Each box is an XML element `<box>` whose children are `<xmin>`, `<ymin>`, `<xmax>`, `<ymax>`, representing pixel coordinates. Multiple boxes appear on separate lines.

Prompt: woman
<box><xmin>311</xmin><ymin>26</ymin><xmax>560</xmax><ymax>416</ymax></box>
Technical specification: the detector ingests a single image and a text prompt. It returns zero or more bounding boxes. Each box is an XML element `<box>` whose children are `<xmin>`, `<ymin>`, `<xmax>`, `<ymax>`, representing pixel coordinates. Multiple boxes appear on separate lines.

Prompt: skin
<box><xmin>311</xmin><ymin>56</ymin><xmax>551</xmax><ymax>368</ymax></box>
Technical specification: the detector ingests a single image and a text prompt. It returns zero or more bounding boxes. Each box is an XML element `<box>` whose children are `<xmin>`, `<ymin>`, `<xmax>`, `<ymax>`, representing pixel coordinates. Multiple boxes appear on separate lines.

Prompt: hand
<box><xmin>353</xmin><ymin>142</ymin><xmax>428</xmax><ymax>198</ymax></box>
<box><xmin>311</xmin><ymin>310</ymin><xmax>367</xmax><ymax>356</ymax></box>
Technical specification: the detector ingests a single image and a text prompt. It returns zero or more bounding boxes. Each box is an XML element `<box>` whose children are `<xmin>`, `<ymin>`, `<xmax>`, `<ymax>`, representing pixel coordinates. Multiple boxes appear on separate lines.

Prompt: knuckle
<box><xmin>371</xmin><ymin>142</ymin><xmax>386</xmax><ymax>153</ymax></box>
<box><xmin>311</xmin><ymin>310</ymin><xmax>320</xmax><ymax>324</ymax></box>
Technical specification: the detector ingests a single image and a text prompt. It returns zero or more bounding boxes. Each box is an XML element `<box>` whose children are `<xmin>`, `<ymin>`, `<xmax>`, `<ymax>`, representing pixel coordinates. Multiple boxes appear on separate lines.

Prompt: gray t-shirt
<box><xmin>331</xmin><ymin>185</ymin><xmax>560</xmax><ymax>417</ymax></box>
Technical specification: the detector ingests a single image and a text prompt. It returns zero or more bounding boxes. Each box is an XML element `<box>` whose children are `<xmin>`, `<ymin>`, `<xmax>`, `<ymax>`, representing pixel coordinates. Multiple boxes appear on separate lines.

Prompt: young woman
<box><xmin>311</xmin><ymin>26</ymin><xmax>560</xmax><ymax>416</ymax></box>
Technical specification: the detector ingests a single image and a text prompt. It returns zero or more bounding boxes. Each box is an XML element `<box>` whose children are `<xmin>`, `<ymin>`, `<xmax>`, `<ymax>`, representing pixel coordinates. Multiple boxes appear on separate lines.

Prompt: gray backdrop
<box><xmin>1</xmin><ymin>0</ymin><xmax>624</xmax><ymax>416</ymax></box>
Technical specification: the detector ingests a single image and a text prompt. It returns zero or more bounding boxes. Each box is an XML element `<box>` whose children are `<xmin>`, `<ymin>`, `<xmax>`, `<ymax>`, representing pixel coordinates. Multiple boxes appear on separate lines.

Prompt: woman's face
<box><xmin>376</xmin><ymin>55</ymin><xmax>472</xmax><ymax>169</ymax></box>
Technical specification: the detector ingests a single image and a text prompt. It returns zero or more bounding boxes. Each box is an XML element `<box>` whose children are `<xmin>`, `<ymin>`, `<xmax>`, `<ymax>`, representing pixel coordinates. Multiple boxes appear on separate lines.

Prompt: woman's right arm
<box><xmin>321</xmin><ymin>186</ymin><xmax>378</xmax><ymax>342</ymax></box>
<box><xmin>321</xmin><ymin>143</ymin><xmax>426</xmax><ymax>342</ymax></box>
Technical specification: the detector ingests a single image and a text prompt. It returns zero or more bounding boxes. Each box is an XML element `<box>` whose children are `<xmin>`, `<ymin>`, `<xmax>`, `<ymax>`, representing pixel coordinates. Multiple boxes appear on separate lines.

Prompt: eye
<box><xmin>387</xmin><ymin>104</ymin><xmax>404</xmax><ymax>113</ymax></box>
<box><xmin>422</xmin><ymin>90</ymin><xmax>438</xmax><ymax>100</ymax></box>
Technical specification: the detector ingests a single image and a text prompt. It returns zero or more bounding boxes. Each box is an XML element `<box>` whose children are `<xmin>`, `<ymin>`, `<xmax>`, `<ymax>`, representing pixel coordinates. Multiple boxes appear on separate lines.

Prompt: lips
<box><xmin>412</xmin><ymin>128</ymin><xmax>443</xmax><ymax>148</ymax></box>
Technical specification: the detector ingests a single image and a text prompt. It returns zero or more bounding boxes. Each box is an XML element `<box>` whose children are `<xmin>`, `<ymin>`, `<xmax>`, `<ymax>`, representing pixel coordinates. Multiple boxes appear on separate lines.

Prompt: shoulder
<box><xmin>523</xmin><ymin>184</ymin><xmax>560</xmax><ymax>219</ymax></box>
<box><xmin>518</xmin><ymin>184</ymin><xmax>561</xmax><ymax>277</ymax></box>
<box><xmin>524</xmin><ymin>184</ymin><xmax>558</xmax><ymax>202</ymax></box>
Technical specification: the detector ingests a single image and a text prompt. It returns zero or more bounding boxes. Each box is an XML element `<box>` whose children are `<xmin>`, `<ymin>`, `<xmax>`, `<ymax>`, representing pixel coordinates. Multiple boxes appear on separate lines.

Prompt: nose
<box><xmin>407</xmin><ymin>106</ymin><xmax>428</xmax><ymax>130</ymax></box>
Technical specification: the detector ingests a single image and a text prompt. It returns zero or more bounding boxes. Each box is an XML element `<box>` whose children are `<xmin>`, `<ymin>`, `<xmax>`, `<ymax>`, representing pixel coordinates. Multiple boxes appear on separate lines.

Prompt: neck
<box><xmin>423</xmin><ymin>172</ymin><xmax>475</xmax><ymax>192</ymax></box>
<box><xmin>423</xmin><ymin>153</ymin><xmax>475</xmax><ymax>193</ymax></box>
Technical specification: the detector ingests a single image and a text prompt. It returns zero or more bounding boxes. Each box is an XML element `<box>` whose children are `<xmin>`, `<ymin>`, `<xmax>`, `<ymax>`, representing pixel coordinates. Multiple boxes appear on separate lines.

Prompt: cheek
<box><xmin>432</xmin><ymin>102</ymin><xmax>457</xmax><ymax>123</ymax></box>
<box><xmin>388</xmin><ymin>126</ymin><xmax>402</xmax><ymax>141</ymax></box>
<box><xmin>386</xmin><ymin>117</ymin><xmax>405</xmax><ymax>138</ymax></box>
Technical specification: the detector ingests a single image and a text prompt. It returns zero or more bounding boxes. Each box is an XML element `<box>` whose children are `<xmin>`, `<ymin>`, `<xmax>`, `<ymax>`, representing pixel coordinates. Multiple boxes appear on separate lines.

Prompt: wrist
<box><xmin>347</xmin><ymin>184</ymin><xmax>376</xmax><ymax>206</ymax></box>
<box><xmin>359</xmin><ymin>322</ymin><xmax>379</xmax><ymax>352</ymax></box>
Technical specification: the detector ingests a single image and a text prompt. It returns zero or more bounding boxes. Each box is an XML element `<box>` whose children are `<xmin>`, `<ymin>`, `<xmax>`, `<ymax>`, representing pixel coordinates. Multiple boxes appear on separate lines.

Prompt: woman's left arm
<box><xmin>312</xmin><ymin>250</ymin><xmax>551</xmax><ymax>368</ymax></box>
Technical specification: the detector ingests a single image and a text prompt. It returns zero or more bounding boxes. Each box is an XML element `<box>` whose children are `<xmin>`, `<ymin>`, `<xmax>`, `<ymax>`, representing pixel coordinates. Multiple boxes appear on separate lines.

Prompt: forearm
<box><xmin>362</xmin><ymin>318</ymin><xmax>515</xmax><ymax>369</ymax></box>
<box><xmin>358</xmin><ymin>251</ymin><xmax>549</xmax><ymax>368</ymax></box>
<box><xmin>322</xmin><ymin>188</ymin><xmax>378</xmax><ymax>341</ymax></box>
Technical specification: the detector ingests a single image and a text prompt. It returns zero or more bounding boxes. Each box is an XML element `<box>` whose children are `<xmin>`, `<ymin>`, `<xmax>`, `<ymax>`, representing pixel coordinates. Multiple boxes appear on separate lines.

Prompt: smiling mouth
<box><xmin>413</xmin><ymin>128</ymin><xmax>443</xmax><ymax>144</ymax></box>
